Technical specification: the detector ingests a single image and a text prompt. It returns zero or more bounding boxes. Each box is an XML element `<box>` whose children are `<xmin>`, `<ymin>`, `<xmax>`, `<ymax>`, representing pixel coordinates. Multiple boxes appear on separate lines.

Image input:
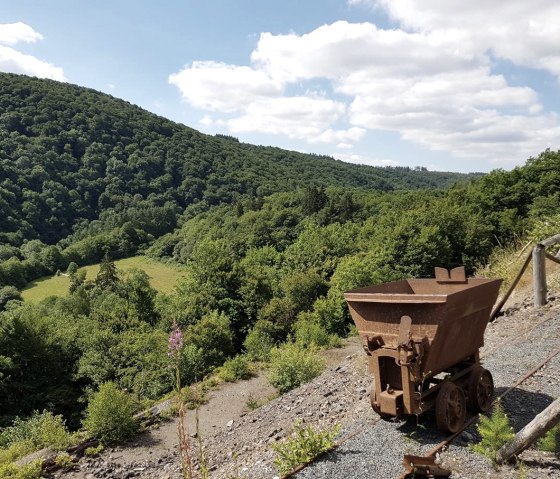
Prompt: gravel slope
<box><xmin>296</xmin><ymin>296</ymin><xmax>560</xmax><ymax>479</ymax></box>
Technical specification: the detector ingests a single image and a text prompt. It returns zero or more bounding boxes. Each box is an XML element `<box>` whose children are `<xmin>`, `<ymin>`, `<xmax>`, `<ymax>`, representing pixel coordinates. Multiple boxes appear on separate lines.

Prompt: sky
<box><xmin>1</xmin><ymin>1</ymin><xmax>560</xmax><ymax>173</ymax></box>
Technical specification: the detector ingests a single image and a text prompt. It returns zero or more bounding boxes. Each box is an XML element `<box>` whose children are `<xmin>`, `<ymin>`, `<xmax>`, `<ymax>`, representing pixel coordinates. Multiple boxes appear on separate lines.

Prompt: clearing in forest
<box><xmin>20</xmin><ymin>256</ymin><xmax>184</xmax><ymax>302</ymax></box>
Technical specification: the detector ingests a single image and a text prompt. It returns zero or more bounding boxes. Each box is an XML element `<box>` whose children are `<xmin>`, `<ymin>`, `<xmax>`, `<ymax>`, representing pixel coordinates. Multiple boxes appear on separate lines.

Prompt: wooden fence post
<box><xmin>533</xmin><ymin>244</ymin><xmax>547</xmax><ymax>307</ymax></box>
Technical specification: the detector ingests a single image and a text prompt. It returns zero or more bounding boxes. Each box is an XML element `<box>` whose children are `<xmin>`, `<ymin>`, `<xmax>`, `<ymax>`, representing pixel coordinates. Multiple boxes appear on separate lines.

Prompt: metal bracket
<box><xmin>402</xmin><ymin>454</ymin><xmax>451</xmax><ymax>478</ymax></box>
<box><xmin>435</xmin><ymin>266</ymin><xmax>466</xmax><ymax>283</ymax></box>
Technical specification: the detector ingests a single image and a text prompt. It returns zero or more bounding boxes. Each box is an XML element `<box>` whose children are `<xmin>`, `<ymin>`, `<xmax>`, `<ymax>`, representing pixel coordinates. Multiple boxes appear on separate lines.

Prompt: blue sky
<box><xmin>1</xmin><ymin>1</ymin><xmax>560</xmax><ymax>173</ymax></box>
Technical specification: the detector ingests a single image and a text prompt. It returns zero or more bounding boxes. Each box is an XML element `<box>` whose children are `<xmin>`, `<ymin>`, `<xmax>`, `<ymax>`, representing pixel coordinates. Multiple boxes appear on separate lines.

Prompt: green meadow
<box><xmin>21</xmin><ymin>256</ymin><xmax>185</xmax><ymax>303</ymax></box>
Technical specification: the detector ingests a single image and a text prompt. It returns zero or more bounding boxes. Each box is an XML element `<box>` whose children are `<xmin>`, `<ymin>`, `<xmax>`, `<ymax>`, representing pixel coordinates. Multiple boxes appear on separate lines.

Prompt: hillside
<box><xmin>59</xmin><ymin>287</ymin><xmax>560</xmax><ymax>479</ymax></box>
<box><xmin>2</xmin><ymin>72</ymin><xmax>560</xmax><ymax>478</ymax></box>
<box><xmin>0</xmin><ymin>73</ymin><xmax>475</xmax><ymax>249</ymax></box>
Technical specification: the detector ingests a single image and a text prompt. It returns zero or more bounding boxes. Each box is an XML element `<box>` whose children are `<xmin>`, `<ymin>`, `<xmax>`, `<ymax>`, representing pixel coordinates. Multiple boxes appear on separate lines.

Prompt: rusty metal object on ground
<box><xmin>401</xmin><ymin>455</ymin><xmax>451</xmax><ymax>478</ymax></box>
<box><xmin>344</xmin><ymin>266</ymin><xmax>502</xmax><ymax>433</ymax></box>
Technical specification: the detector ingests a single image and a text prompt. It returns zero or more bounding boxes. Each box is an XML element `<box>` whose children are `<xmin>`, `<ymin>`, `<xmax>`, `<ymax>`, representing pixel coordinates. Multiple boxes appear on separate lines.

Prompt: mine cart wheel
<box><xmin>435</xmin><ymin>382</ymin><xmax>466</xmax><ymax>434</ymax></box>
<box><xmin>467</xmin><ymin>366</ymin><xmax>494</xmax><ymax>412</ymax></box>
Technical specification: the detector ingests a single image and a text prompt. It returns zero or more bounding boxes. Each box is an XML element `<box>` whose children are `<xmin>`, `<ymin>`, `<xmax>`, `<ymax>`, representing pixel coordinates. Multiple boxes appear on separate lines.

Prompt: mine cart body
<box><xmin>344</xmin><ymin>267</ymin><xmax>502</xmax><ymax>433</ymax></box>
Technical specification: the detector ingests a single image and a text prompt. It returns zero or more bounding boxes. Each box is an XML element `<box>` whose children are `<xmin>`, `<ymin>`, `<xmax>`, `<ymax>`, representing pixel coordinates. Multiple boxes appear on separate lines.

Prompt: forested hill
<box><xmin>0</xmin><ymin>73</ymin><xmax>476</xmax><ymax>247</ymax></box>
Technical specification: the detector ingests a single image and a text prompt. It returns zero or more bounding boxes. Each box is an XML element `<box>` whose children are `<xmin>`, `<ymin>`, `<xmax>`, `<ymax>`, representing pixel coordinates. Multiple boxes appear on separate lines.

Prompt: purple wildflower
<box><xmin>168</xmin><ymin>322</ymin><xmax>183</xmax><ymax>358</ymax></box>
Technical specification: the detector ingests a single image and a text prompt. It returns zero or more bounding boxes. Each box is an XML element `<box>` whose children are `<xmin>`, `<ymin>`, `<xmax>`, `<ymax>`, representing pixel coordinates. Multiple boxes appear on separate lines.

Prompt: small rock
<box><xmin>226</xmin><ymin>419</ymin><xmax>234</xmax><ymax>428</ymax></box>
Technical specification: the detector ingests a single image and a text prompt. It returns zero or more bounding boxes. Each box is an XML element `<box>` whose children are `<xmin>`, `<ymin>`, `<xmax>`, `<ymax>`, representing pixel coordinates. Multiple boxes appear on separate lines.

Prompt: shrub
<box><xmin>84</xmin><ymin>444</ymin><xmax>104</xmax><ymax>456</ymax></box>
<box><xmin>268</xmin><ymin>343</ymin><xmax>324</xmax><ymax>393</ymax></box>
<box><xmin>82</xmin><ymin>382</ymin><xmax>137</xmax><ymax>445</ymax></box>
<box><xmin>243</xmin><ymin>320</ymin><xmax>276</xmax><ymax>362</ymax></box>
<box><xmin>217</xmin><ymin>356</ymin><xmax>252</xmax><ymax>382</ymax></box>
<box><xmin>471</xmin><ymin>401</ymin><xmax>515</xmax><ymax>462</ymax></box>
<box><xmin>180</xmin><ymin>311</ymin><xmax>234</xmax><ymax>383</ymax></box>
<box><xmin>0</xmin><ymin>410</ymin><xmax>72</xmax><ymax>452</ymax></box>
<box><xmin>55</xmin><ymin>452</ymin><xmax>74</xmax><ymax>469</ymax></box>
<box><xmin>0</xmin><ymin>460</ymin><xmax>42</xmax><ymax>479</ymax></box>
<box><xmin>273</xmin><ymin>422</ymin><xmax>340</xmax><ymax>475</ymax></box>
<box><xmin>293</xmin><ymin>314</ymin><xmax>341</xmax><ymax>349</ymax></box>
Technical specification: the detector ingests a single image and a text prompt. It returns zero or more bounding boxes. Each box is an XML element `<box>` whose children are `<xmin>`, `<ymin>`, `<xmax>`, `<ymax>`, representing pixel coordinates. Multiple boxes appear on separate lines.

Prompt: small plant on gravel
<box><xmin>245</xmin><ymin>394</ymin><xmax>264</xmax><ymax>411</ymax></box>
<box><xmin>272</xmin><ymin>421</ymin><xmax>340</xmax><ymax>475</ymax></box>
<box><xmin>471</xmin><ymin>400</ymin><xmax>515</xmax><ymax>463</ymax></box>
<box><xmin>84</xmin><ymin>444</ymin><xmax>104</xmax><ymax>456</ymax></box>
<box><xmin>537</xmin><ymin>424</ymin><xmax>560</xmax><ymax>453</ymax></box>
<box><xmin>55</xmin><ymin>452</ymin><xmax>74</xmax><ymax>470</ymax></box>
<box><xmin>268</xmin><ymin>342</ymin><xmax>324</xmax><ymax>393</ymax></box>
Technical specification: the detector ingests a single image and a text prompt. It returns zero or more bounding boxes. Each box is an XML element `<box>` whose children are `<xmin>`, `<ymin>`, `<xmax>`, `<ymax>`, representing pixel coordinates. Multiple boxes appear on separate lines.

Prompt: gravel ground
<box><xmin>296</xmin><ymin>296</ymin><xmax>560</xmax><ymax>479</ymax></box>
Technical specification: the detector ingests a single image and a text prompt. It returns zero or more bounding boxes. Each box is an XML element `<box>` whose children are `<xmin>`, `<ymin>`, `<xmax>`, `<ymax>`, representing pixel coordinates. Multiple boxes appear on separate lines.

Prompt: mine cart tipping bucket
<box><xmin>344</xmin><ymin>267</ymin><xmax>502</xmax><ymax>433</ymax></box>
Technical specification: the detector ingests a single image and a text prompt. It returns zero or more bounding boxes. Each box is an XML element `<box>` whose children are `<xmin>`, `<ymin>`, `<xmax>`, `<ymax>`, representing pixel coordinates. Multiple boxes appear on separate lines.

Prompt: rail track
<box><xmin>286</xmin><ymin>327</ymin><xmax>560</xmax><ymax>479</ymax></box>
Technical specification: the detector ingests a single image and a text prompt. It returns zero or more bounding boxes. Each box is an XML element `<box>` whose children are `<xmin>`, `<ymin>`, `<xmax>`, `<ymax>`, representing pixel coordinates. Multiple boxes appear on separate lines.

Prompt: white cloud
<box><xmin>335</xmin><ymin>152</ymin><xmax>400</xmax><ymax>167</ymax></box>
<box><xmin>0</xmin><ymin>22</ymin><xmax>42</xmax><ymax>45</ymax></box>
<box><xmin>0</xmin><ymin>22</ymin><xmax>65</xmax><ymax>81</ymax></box>
<box><xmin>170</xmin><ymin>3</ymin><xmax>560</xmax><ymax>164</ymax></box>
<box><xmin>228</xmin><ymin>96</ymin><xmax>347</xmax><ymax>142</ymax></box>
<box><xmin>371</xmin><ymin>0</ymin><xmax>560</xmax><ymax>78</ymax></box>
<box><xmin>0</xmin><ymin>45</ymin><xmax>65</xmax><ymax>81</ymax></box>
<box><xmin>169</xmin><ymin>61</ymin><xmax>282</xmax><ymax>112</ymax></box>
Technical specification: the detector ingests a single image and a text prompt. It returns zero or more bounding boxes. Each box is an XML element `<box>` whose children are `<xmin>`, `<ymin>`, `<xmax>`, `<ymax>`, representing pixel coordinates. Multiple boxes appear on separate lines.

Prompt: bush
<box><xmin>217</xmin><ymin>356</ymin><xmax>252</xmax><ymax>382</ymax></box>
<box><xmin>179</xmin><ymin>311</ymin><xmax>234</xmax><ymax>383</ymax></box>
<box><xmin>293</xmin><ymin>314</ymin><xmax>341</xmax><ymax>349</ymax></box>
<box><xmin>268</xmin><ymin>343</ymin><xmax>324</xmax><ymax>393</ymax></box>
<box><xmin>0</xmin><ymin>410</ymin><xmax>72</xmax><ymax>452</ymax></box>
<box><xmin>55</xmin><ymin>452</ymin><xmax>74</xmax><ymax>469</ymax></box>
<box><xmin>82</xmin><ymin>382</ymin><xmax>137</xmax><ymax>445</ymax></box>
<box><xmin>471</xmin><ymin>401</ymin><xmax>515</xmax><ymax>462</ymax></box>
<box><xmin>273</xmin><ymin>422</ymin><xmax>340</xmax><ymax>475</ymax></box>
<box><xmin>243</xmin><ymin>320</ymin><xmax>276</xmax><ymax>362</ymax></box>
<box><xmin>0</xmin><ymin>460</ymin><xmax>42</xmax><ymax>479</ymax></box>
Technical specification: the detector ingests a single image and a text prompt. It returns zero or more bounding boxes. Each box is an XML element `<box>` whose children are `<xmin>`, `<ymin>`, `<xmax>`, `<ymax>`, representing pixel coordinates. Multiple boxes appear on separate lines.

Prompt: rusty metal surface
<box><xmin>344</xmin><ymin>268</ymin><xmax>501</xmax><ymax>376</ymax></box>
<box><xmin>401</xmin><ymin>455</ymin><xmax>451</xmax><ymax>478</ymax></box>
<box><xmin>344</xmin><ymin>267</ymin><xmax>502</xmax><ymax>422</ymax></box>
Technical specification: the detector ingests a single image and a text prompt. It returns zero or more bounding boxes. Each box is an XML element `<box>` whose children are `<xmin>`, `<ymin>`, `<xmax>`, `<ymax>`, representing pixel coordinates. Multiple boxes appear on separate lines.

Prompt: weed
<box><xmin>515</xmin><ymin>460</ymin><xmax>528</xmax><ymax>479</ymax></box>
<box><xmin>471</xmin><ymin>401</ymin><xmax>515</xmax><ymax>463</ymax></box>
<box><xmin>55</xmin><ymin>452</ymin><xmax>74</xmax><ymax>470</ymax></box>
<box><xmin>84</xmin><ymin>444</ymin><xmax>104</xmax><ymax>456</ymax></box>
<box><xmin>272</xmin><ymin>421</ymin><xmax>340</xmax><ymax>475</ymax></box>
<box><xmin>168</xmin><ymin>323</ymin><xmax>195</xmax><ymax>479</ymax></box>
<box><xmin>536</xmin><ymin>424</ymin><xmax>559</xmax><ymax>453</ymax></box>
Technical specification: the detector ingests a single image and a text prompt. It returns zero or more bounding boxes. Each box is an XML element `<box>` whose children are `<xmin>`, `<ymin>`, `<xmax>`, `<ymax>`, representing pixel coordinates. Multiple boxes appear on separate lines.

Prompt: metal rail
<box><xmin>396</xmin><ymin>346</ymin><xmax>560</xmax><ymax>479</ymax></box>
<box><xmin>280</xmin><ymin>346</ymin><xmax>560</xmax><ymax>479</ymax></box>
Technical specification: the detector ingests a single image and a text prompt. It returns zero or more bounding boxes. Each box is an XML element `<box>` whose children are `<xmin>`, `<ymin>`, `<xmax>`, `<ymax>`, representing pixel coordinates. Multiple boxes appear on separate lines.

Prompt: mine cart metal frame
<box><xmin>344</xmin><ymin>267</ymin><xmax>502</xmax><ymax>433</ymax></box>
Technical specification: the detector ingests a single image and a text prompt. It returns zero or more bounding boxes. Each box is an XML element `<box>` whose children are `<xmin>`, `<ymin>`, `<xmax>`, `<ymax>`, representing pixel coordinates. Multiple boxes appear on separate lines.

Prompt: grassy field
<box><xmin>21</xmin><ymin>256</ymin><xmax>185</xmax><ymax>303</ymax></box>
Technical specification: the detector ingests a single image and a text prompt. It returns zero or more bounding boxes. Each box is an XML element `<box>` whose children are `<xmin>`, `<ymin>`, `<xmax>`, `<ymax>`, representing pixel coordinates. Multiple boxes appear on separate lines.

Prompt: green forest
<box><xmin>1</xmin><ymin>72</ymin><xmax>560</xmax><ymax>442</ymax></box>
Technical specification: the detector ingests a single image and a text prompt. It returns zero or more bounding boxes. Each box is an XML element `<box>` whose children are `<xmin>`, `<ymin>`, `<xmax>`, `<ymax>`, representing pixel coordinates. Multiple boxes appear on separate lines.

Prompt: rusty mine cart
<box><xmin>344</xmin><ymin>267</ymin><xmax>502</xmax><ymax>433</ymax></box>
